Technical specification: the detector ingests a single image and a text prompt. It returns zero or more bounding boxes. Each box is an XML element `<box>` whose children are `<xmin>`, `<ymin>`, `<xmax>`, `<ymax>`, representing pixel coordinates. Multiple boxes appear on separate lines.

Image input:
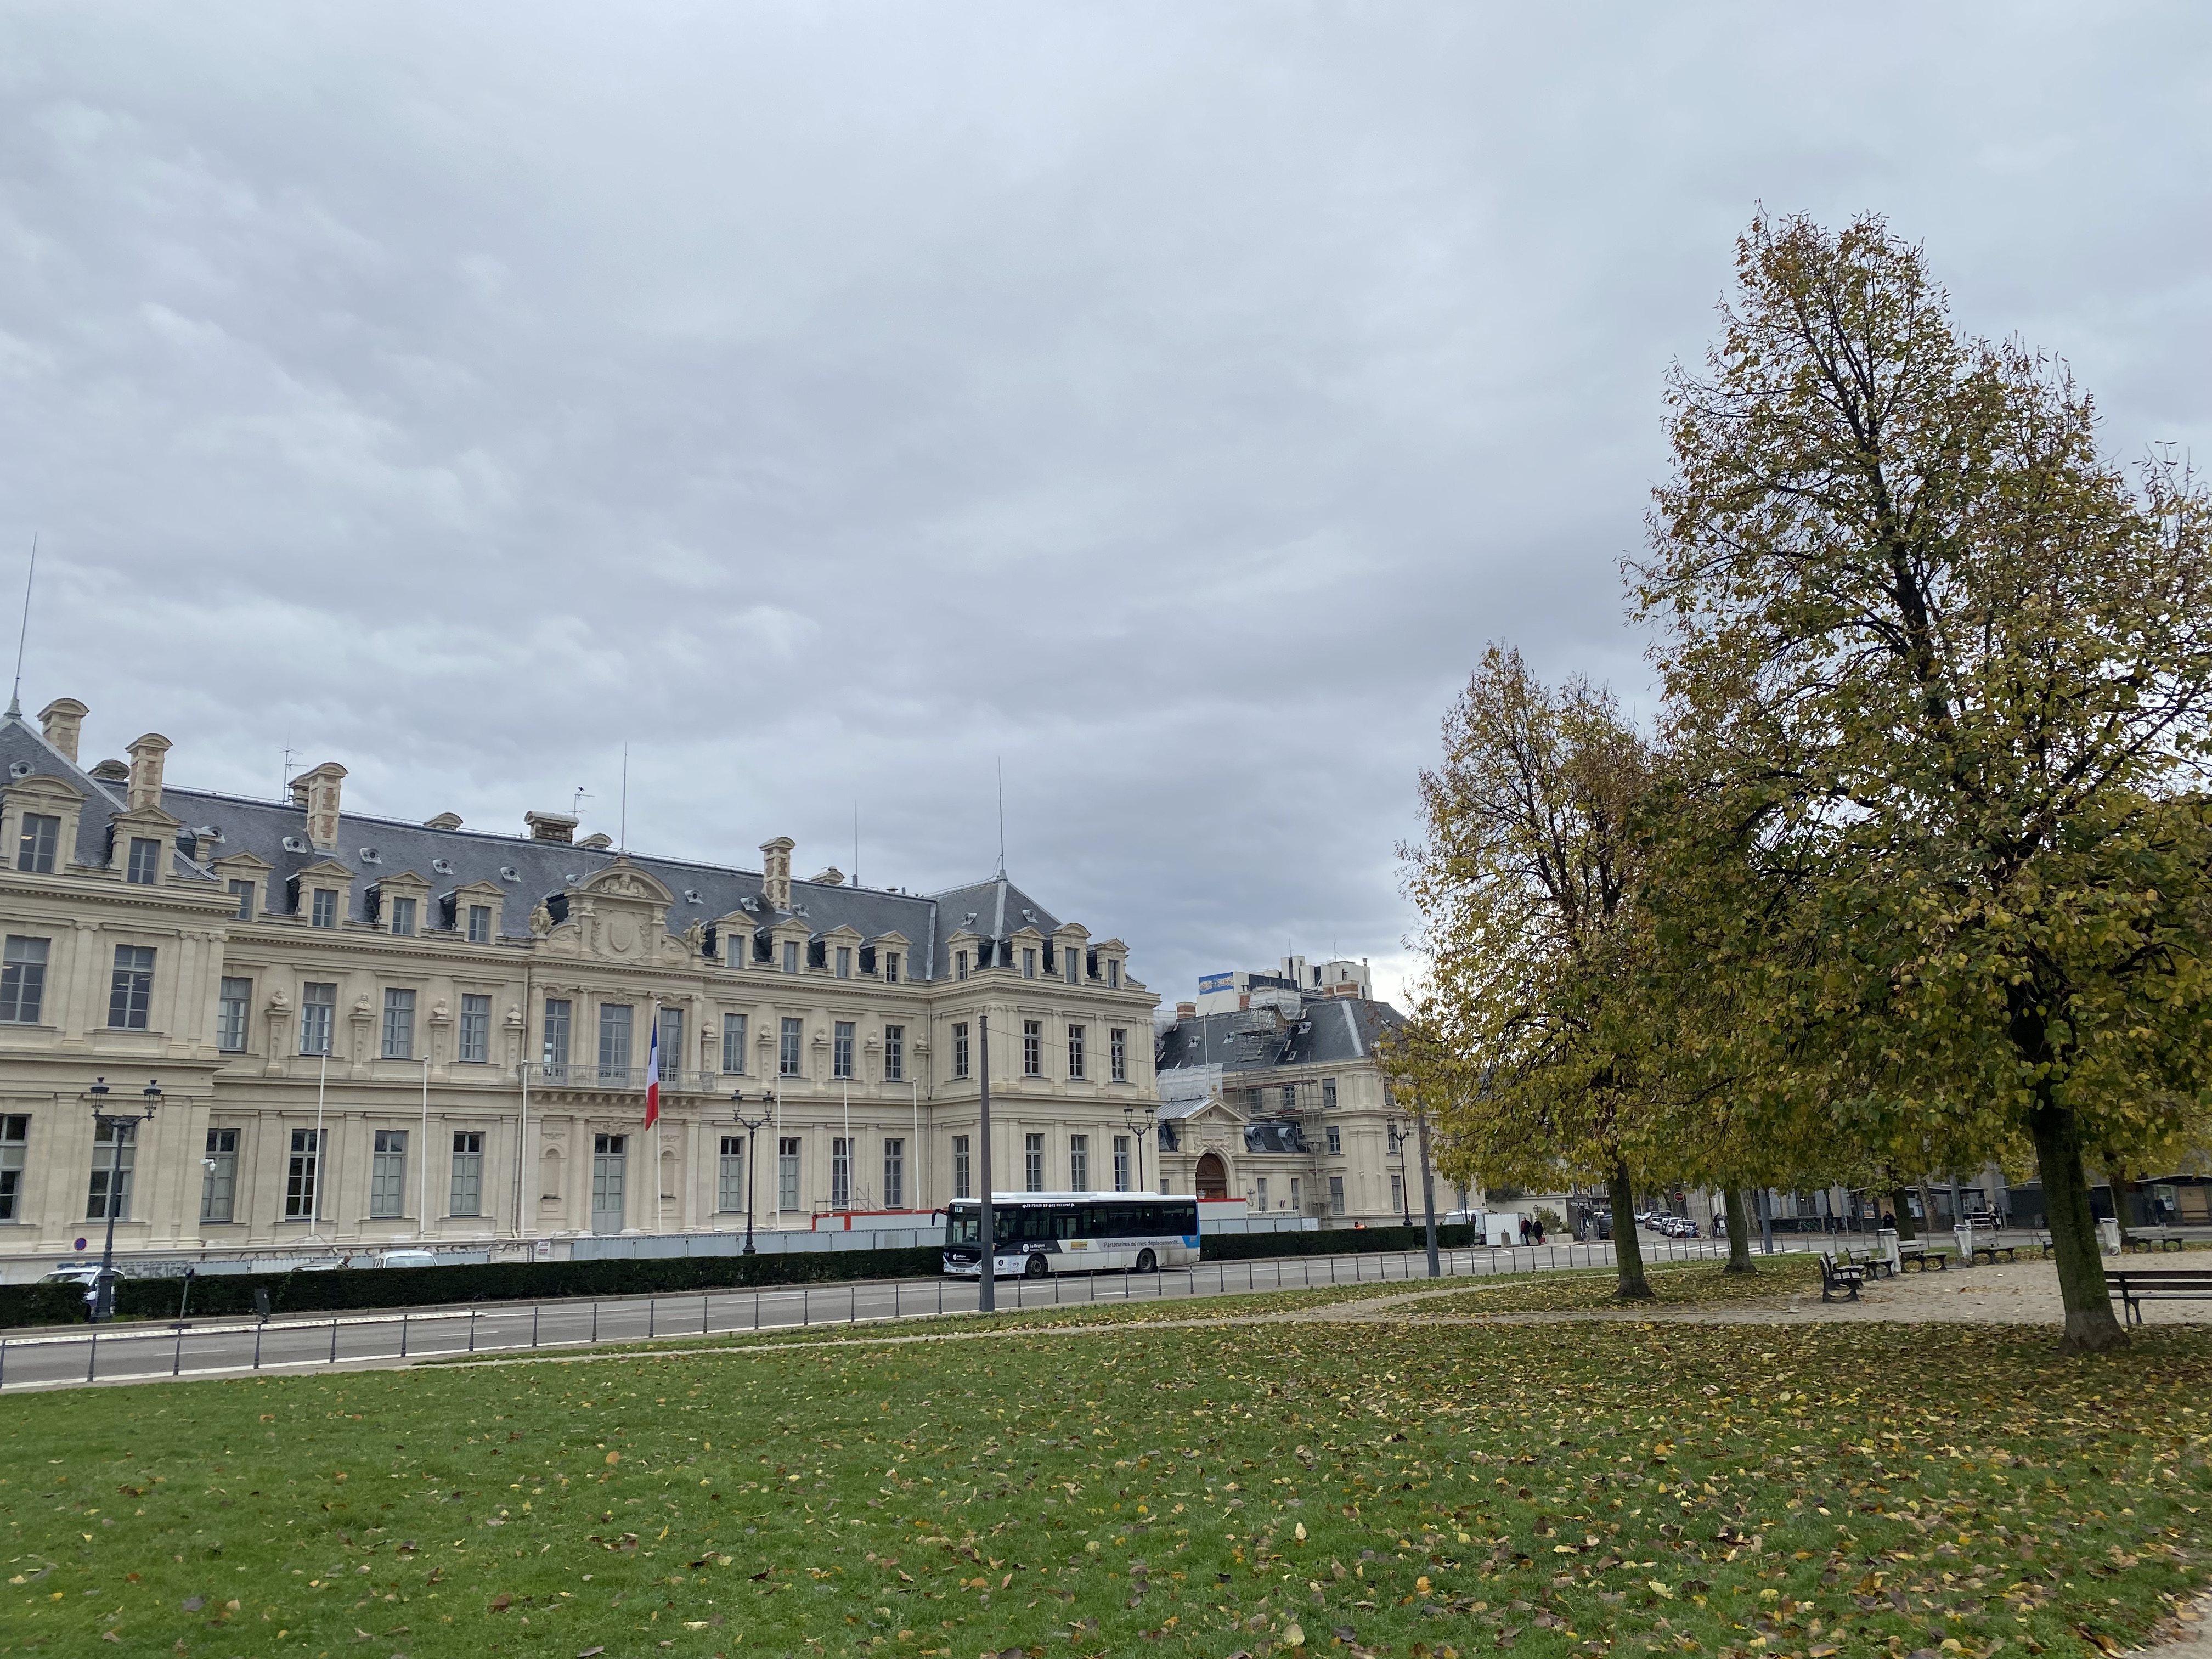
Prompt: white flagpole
<box><xmin>419</xmin><ymin>1059</ymin><xmax>430</xmax><ymax>1242</ymax></box>
<box><xmin>309</xmin><ymin>1049</ymin><xmax>328</xmax><ymax>1247</ymax></box>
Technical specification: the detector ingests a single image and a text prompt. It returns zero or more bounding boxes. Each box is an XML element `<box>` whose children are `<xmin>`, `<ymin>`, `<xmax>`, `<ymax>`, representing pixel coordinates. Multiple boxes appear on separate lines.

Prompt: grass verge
<box><xmin>1404</xmin><ymin>1254</ymin><xmax>1827</xmax><ymax>1316</ymax></box>
<box><xmin>6</xmin><ymin>1312</ymin><xmax>2208</xmax><ymax>1659</ymax></box>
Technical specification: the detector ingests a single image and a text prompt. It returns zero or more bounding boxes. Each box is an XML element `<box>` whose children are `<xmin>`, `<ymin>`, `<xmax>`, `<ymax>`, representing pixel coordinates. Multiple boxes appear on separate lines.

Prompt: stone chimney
<box><xmin>525</xmin><ymin>810</ymin><xmax>578</xmax><ymax>844</ymax></box>
<box><xmin>295</xmin><ymin>761</ymin><xmax>347</xmax><ymax>851</ymax></box>
<box><xmin>37</xmin><ymin>698</ymin><xmax>87</xmax><ymax>764</ymax></box>
<box><xmin>760</xmin><ymin>836</ymin><xmax>794</xmax><ymax>912</ymax></box>
<box><xmin>126</xmin><ymin>733</ymin><xmax>172</xmax><ymax>814</ymax></box>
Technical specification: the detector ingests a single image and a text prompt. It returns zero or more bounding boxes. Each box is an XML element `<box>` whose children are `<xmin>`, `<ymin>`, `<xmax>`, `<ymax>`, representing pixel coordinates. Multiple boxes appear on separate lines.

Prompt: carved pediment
<box><xmin>546</xmin><ymin>857</ymin><xmax>691</xmax><ymax>964</ymax></box>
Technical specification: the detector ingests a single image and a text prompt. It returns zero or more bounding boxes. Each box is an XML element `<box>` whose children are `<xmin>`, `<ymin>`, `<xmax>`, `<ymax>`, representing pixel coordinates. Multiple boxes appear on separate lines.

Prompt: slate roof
<box><xmin>1154</xmin><ymin>995</ymin><xmax>1404</xmax><ymax>1074</ymax></box>
<box><xmin>0</xmin><ymin>708</ymin><xmax>1082</xmax><ymax>978</ymax></box>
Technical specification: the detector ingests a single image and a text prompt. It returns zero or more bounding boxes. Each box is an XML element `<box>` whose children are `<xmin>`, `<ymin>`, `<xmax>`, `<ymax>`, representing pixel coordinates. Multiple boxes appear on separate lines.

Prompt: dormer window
<box><xmin>467</xmin><ymin>904</ymin><xmax>492</xmax><ymax>944</ymax></box>
<box><xmin>782</xmin><ymin>939</ymin><xmax>799</xmax><ymax>975</ymax></box>
<box><xmin>884</xmin><ymin>951</ymin><xmax>900</xmax><ymax>984</ymax></box>
<box><xmin>835</xmin><ymin>946</ymin><xmax>852</xmax><ymax>979</ymax></box>
<box><xmin>956</xmin><ymin>950</ymin><xmax>969</xmax><ymax>980</ymax></box>
<box><xmin>1022</xmin><ymin>948</ymin><xmax>1037</xmax><ymax>979</ymax></box>
<box><xmin>1108</xmin><ymin>960</ymin><xmax>1121</xmax><ymax>990</ymax></box>
<box><xmin>126</xmin><ymin>837</ymin><xmax>161</xmax><ymax>885</ymax></box>
<box><xmin>17</xmin><ymin>814</ymin><xmax>58</xmax><ymax>873</ymax></box>
<box><xmin>311</xmin><ymin>889</ymin><xmax>338</xmax><ymax>929</ymax></box>
<box><xmin>390</xmin><ymin>896</ymin><xmax>417</xmax><ymax>937</ymax></box>
<box><xmin>1064</xmin><ymin>951</ymin><xmax>1079</xmax><ymax>985</ymax></box>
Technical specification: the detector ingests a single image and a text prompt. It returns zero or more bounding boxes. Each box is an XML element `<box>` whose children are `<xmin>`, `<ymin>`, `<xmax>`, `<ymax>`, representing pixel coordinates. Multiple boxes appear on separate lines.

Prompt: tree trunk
<box><xmin>1889</xmin><ymin>1187</ymin><xmax>1918</xmax><ymax>1242</ymax></box>
<box><xmin>1722</xmin><ymin>1186</ymin><xmax>1756</xmax><ymax>1273</ymax></box>
<box><xmin>1609</xmin><ymin>1162</ymin><xmax>1652</xmax><ymax>1299</ymax></box>
<box><xmin>2027</xmin><ymin>1098</ymin><xmax>2125</xmax><ymax>1352</ymax></box>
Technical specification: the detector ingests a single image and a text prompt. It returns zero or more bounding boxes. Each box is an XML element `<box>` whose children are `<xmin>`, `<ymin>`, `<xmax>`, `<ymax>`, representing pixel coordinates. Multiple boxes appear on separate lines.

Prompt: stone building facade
<box><xmin>0</xmin><ymin>698</ymin><xmax>1159</xmax><ymax>1272</ymax></box>
<box><xmin>1152</xmin><ymin>978</ymin><xmax>1416</xmax><ymax>1224</ymax></box>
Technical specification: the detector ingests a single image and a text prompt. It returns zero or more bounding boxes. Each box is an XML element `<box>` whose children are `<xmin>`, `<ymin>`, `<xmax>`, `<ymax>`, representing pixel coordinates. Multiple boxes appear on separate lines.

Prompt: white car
<box><xmin>376</xmin><ymin>1249</ymin><xmax>438</xmax><ymax>1270</ymax></box>
<box><xmin>38</xmin><ymin>1264</ymin><xmax>109</xmax><ymax>1288</ymax></box>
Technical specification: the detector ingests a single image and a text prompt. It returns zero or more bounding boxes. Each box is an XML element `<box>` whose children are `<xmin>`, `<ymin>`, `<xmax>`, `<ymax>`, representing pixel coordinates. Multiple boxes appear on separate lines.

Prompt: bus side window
<box><xmin>1171</xmin><ymin>1200</ymin><xmax>1198</xmax><ymax>1235</ymax></box>
<box><xmin>1052</xmin><ymin>1205</ymin><xmax>1080</xmax><ymax>1239</ymax></box>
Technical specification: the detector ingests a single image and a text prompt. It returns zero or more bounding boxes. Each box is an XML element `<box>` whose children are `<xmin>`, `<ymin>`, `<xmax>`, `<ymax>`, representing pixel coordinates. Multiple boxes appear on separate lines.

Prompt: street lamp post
<box><xmin>1121</xmin><ymin>1104</ymin><xmax>1157</xmax><ymax>1197</ymax></box>
<box><xmin>1386</xmin><ymin>1120</ymin><xmax>1413</xmax><ymax>1229</ymax></box>
<box><xmin>86</xmin><ymin>1077</ymin><xmax>161</xmax><ymax>1323</ymax></box>
<box><xmin>730</xmin><ymin>1093</ymin><xmax>772</xmax><ymax>1256</ymax></box>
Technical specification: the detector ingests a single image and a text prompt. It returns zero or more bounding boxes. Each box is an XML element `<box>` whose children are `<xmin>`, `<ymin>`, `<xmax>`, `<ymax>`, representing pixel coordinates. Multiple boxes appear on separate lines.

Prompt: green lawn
<box><xmin>1406</xmin><ymin>1255</ymin><xmax>1827</xmax><ymax>1316</ymax></box>
<box><xmin>5</xmin><ymin>1313</ymin><xmax>2210</xmax><ymax>1659</ymax></box>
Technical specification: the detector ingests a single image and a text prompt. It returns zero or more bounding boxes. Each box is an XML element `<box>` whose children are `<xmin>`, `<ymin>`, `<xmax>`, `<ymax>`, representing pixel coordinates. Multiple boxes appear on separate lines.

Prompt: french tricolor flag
<box><xmin>644</xmin><ymin>1015</ymin><xmax>661</xmax><ymax>1128</ymax></box>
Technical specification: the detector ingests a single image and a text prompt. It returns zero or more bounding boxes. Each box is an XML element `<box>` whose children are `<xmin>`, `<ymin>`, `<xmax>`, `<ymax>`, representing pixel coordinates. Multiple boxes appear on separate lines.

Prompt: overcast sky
<box><xmin>2</xmin><ymin>3</ymin><xmax>2206</xmax><ymax>1007</ymax></box>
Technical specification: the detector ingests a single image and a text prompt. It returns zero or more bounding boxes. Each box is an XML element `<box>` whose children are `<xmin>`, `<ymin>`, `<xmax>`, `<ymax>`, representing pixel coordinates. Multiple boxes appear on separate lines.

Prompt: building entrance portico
<box><xmin>1195</xmin><ymin>1151</ymin><xmax>1228</xmax><ymax>1200</ymax></box>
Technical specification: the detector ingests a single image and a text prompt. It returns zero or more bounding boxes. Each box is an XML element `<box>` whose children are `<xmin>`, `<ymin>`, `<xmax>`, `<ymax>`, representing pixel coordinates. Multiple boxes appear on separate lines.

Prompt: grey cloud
<box><xmin>0</xmin><ymin>1</ymin><xmax>2205</xmax><ymax>1003</ymax></box>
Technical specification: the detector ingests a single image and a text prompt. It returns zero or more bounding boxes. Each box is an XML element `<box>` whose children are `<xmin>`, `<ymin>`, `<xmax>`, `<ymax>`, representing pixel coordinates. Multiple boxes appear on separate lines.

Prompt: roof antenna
<box><xmin>572</xmin><ymin>784</ymin><xmax>594</xmax><ymax>819</ymax></box>
<box><xmin>7</xmin><ymin>533</ymin><xmax>36</xmax><ymax>720</ymax></box>
<box><xmin>280</xmin><ymin>746</ymin><xmax>297</xmax><ymax>802</ymax></box>
<box><xmin>618</xmin><ymin>745</ymin><xmax>629</xmax><ymax>854</ymax></box>
<box><xmin>995</xmin><ymin>757</ymin><xmax>1006</xmax><ymax>879</ymax></box>
<box><xmin>853</xmin><ymin>800</ymin><xmax>860</xmax><ymax>890</ymax></box>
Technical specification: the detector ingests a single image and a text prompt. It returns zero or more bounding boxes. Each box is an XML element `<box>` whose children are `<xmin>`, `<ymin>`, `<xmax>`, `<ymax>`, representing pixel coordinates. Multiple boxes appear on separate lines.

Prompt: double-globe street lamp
<box><xmin>85</xmin><ymin>1077</ymin><xmax>162</xmax><ymax>1322</ymax></box>
<box><xmin>1121</xmin><ymin>1103</ymin><xmax>1158</xmax><ymax>1197</ymax></box>
<box><xmin>728</xmin><ymin>1092</ymin><xmax>775</xmax><ymax>1256</ymax></box>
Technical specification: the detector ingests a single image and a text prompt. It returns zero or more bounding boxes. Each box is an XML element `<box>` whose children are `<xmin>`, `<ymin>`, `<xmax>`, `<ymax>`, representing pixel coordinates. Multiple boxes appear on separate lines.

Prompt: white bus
<box><xmin>941</xmin><ymin>1192</ymin><xmax>1201</xmax><ymax>1279</ymax></box>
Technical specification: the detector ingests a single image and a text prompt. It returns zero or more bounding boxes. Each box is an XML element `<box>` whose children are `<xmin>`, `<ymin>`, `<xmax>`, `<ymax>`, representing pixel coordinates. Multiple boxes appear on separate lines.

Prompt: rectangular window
<box><xmin>0</xmin><ymin>1114</ymin><xmax>29</xmax><ymax>1221</ymax></box>
<box><xmin>126</xmin><ymin>836</ymin><xmax>161</xmax><ymax>884</ymax></box>
<box><xmin>779</xmin><ymin>1016</ymin><xmax>803</xmax><ymax>1077</ymax></box>
<box><xmin>718</xmin><ymin>1135</ymin><xmax>746</xmax><ymax>1212</ymax></box>
<box><xmin>1390</xmin><ymin>1171</ymin><xmax>1402</xmax><ymax>1214</ymax></box>
<box><xmin>835</xmin><ymin>946</ymin><xmax>851</xmax><ymax>979</ymax></box>
<box><xmin>952</xmin><ymin>1134</ymin><xmax>971</xmax><ymax>1200</ymax></box>
<box><xmin>389</xmin><ymin>895</ymin><xmax>416</xmax><ymax>936</ymax></box>
<box><xmin>370</xmin><ymin>1129</ymin><xmax>408</xmax><ymax>1218</ymax></box>
<box><xmin>956</xmin><ymin>949</ymin><xmax>969</xmax><ymax>980</ymax></box>
<box><xmin>466</xmin><ymin>904</ymin><xmax>492</xmax><ymax>944</ymax></box>
<box><xmin>228</xmin><ymin>878</ymin><xmax>256</xmax><ymax>921</ymax></box>
<box><xmin>1065</xmin><ymin>950</ymin><xmax>1079</xmax><ymax>985</ymax></box>
<box><xmin>781</xmin><ymin>939</ymin><xmax>799</xmax><ymax>974</ymax></box>
<box><xmin>776</xmin><ymin>1137</ymin><xmax>800</xmax><ymax>1211</ymax></box>
<box><xmin>831</xmin><ymin>1137</ymin><xmax>852</xmax><ymax>1210</ymax></box>
<box><xmin>597</xmin><ymin>1002</ymin><xmax>633</xmax><ymax>1081</ymax></box>
<box><xmin>1290</xmin><ymin>1176</ymin><xmax>1302</xmax><ymax>1213</ymax></box>
<box><xmin>108</xmin><ymin>945</ymin><xmax>155</xmax><ymax>1029</ymax></box>
<box><xmin>450</xmin><ymin>1131</ymin><xmax>484</xmax><ymax>1217</ymax></box>
<box><xmin>16</xmin><ymin>812</ymin><xmax>58</xmax><ymax>873</ymax></box>
<box><xmin>86</xmin><ymin>1119</ymin><xmax>137</xmax><ymax>1220</ymax></box>
<box><xmin>1</xmin><ymin>935</ymin><xmax>49</xmax><ymax>1024</ymax></box>
<box><xmin>1110</xmin><ymin>1028</ymin><xmax>1127</xmax><ymax>1083</ymax></box>
<box><xmin>1330</xmin><ymin>1175</ymin><xmax>1346</xmax><ymax>1216</ymax></box>
<box><xmin>658</xmin><ymin>1007</ymin><xmax>684</xmax><ymax>1082</ymax></box>
<box><xmin>459</xmin><ymin>993</ymin><xmax>491</xmax><ymax>1063</ymax></box>
<box><xmin>883</xmin><ymin>951</ymin><xmax>900</xmax><ymax>984</ymax></box>
<box><xmin>1066</xmin><ymin>1025</ymin><xmax>1086</xmax><ymax>1080</ymax></box>
<box><xmin>286</xmin><ymin>1127</ymin><xmax>322</xmax><ymax>1220</ymax></box>
<box><xmin>1113</xmin><ymin>1135</ymin><xmax>1130</xmax><ymax>1192</ymax></box>
<box><xmin>217</xmin><ymin>976</ymin><xmax>252</xmax><ymax>1052</ymax></box>
<box><xmin>883</xmin><ymin>1137</ymin><xmax>904</xmax><ymax>1209</ymax></box>
<box><xmin>1108</xmin><ymin>958</ymin><xmax>1120</xmax><ymax>989</ymax></box>
<box><xmin>721</xmin><ymin>1012</ymin><xmax>748</xmax><ymax>1074</ymax></box>
<box><xmin>1282</xmin><ymin>1084</ymin><xmax>1298</xmax><ymax>1113</ymax></box>
<box><xmin>1022</xmin><ymin>1019</ymin><xmax>1042</xmax><ymax>1077</ymax></box>
<box><xmin>201</xmin><ymin>1127</ymin><xmax>239</xmax><ymax>1223</ymax></box>
<box><xmin>300</xmin><ymin>981</ymin><xmax>336</xmax><ymax>1056</ymax></box>
<box><xmin>1326</xmin><ymin>1124</ymin><xmax>1342</xmax><ymax>1155</ymax></box>
<box><xmin>381</xmin><ymin>988</ymin><xmax>416</xmax><ymax>1060</ymax></box>
<box><xmin>1022</xmin><ymin>948</ymin><xmax>1036</xmax><ymax>979</ymax></box>
<box><xmin>952</xmin><ymin>1022</ymin><xmax>969</xmax><ymax>1080</ymax></box>
<box><xmin>542</xmin><ymin>997</ymin><xmax>572</xmax><ymax>1079</ymax></box>
<box><xmin>1256</xmin><ymin>1176</ymin><xmax>1269</xmax><ymax>1212</ymax></box>
<box><xmin>1068</xmin><ymin>1133</ymin><xmax>1089</xmax><ymax>1192</ymax></box>
<box><xmin>311</xmin><ymin>888</ymin><xmax>338</xmax><ymax>928</ymax></box>
<box><xmin>883</xmin><ymin>1024</ymin><xmax>904</xmax><ymax>1084</ymax></box>
<box><xmin>833</xmin><ymin>1020</ymin><xmax>855</xmax><ymax>1079</ymax></box>
<box><xmin>1322</xmin><ymin>1077</ymin><xmax>1338</xmax><ymax>1109</ymax></box>
<box><xmin>1024</xmin><ymin>1132</ymin><xmax>1045</xmax><ymax>1192</ymax></box>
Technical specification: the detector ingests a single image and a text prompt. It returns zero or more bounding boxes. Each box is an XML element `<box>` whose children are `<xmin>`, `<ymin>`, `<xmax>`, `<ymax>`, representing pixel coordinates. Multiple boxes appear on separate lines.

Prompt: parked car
<box><xmin>376</xmin><ymin>1249</ymin><xmax>438</xmax><ymax>1270</ymax></box>
<box><xmin>38</xmin><ymin>1264</ymin><xmax>109</xmax><ymax>1288</ymax></box>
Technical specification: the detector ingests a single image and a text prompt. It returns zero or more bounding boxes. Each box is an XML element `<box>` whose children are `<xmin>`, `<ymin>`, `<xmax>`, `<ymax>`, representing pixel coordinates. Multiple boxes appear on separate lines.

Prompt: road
<box><xmin>0</xmin><ymin>1232</ymin><xmax>1746</xmax><ymax>1393</ymax></box>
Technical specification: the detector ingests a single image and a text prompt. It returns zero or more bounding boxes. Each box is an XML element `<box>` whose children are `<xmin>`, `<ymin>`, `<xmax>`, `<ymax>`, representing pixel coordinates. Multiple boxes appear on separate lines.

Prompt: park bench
<box><xmin>1833</xmin><ymin>1244</ymin><xmax>1895</xmax><ymax>1280</ymax></box>
<box><xmin>1970</xmin><ymin>1239</ymin><xmax>2019</xmax><ymax>1265</ymax></box>
<box><xmin>1895</xmin><ymin>1241</ymin><xmax>1948</xmax><ymax>1272</ymax></box>
<box><xmin>1818</xmin><ymin>1255</ymin><xmax>1865</xmax><ymax>1304</ymax></box>
<box><xmin>2124</xmin><ymin>1227</ymin><xmax>2188</xmax><ymax>1254</ymax></box>
<box><xmin>2108</xmin><ymin>1267</ymin><xmax>2212</xmax><ymax>1325</ymax></box>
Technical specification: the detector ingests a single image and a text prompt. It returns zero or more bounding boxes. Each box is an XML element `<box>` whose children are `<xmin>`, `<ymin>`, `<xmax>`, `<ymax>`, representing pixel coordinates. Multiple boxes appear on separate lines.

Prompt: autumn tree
<box><xmin>1398</xmin><ymin>645</ymin><xmax>1677</xmax><ymax>1299</ymax></box>
<box><xmin>1638</xmin><ymin>212</ymin><xmax>2212</xmax><ymax>1350</ymax></box>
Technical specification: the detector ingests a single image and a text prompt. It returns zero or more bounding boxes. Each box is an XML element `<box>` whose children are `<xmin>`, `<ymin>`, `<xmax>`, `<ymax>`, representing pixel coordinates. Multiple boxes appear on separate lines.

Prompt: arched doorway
<box><xmin>1195</xmin><ymin>1152</ymin><xmax>1228</xmax><ymax>1200</ymax></box>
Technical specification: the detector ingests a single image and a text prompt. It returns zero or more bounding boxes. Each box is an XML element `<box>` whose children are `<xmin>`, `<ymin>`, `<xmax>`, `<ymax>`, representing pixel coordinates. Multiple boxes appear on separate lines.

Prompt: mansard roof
<box><xmin>1155</xmin><ymin>995</ymin><xmax>1405</xmax><ymax>1075</ymax></box>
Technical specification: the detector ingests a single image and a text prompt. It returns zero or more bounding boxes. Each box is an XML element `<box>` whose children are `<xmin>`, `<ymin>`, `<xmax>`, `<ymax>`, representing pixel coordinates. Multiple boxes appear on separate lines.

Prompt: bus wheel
<box><xmin>1024</xmin><ymin>1253</ymin><xmax>1049</xmax><ymax>1280</ymax></box>
<box><xmin>1135</xmin><ymin>1249</ymin><xmax>1157</xmax><ymax>1274</ymax></box>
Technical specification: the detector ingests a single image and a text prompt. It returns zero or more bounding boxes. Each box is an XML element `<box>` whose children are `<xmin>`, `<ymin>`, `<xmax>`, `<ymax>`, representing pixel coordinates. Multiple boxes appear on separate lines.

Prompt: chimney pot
<box><xmin>760</xmin><ymin>836</ymin><xmax>794</xmax><ymax>912</ymax></box>
<box><xmin>125</xmin><ymin>733</ymin><xmax>172</xmax><ymax>814</ymax></box>
<box><xmin>36</xmin><ymin>698</ymin><xmax>87</xmax><ymax>764</ymax></box>
<box><xmin>524</xmin><ymin>810</ymin><xmax>578</xmax><ymax>844</ymax></box>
